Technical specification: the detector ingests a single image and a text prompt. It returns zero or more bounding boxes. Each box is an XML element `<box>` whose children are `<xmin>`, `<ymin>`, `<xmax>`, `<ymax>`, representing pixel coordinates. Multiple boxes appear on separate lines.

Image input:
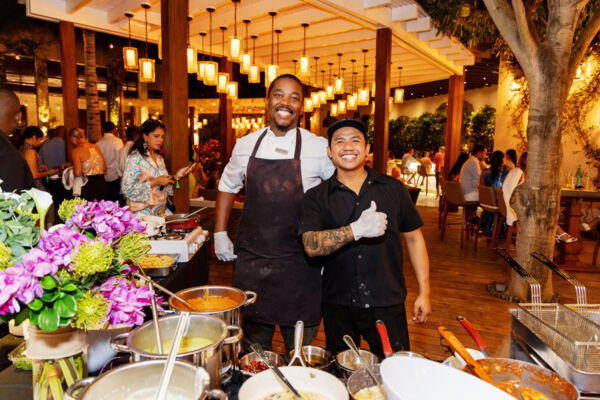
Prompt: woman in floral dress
<box><xmin>121</xmin><ymin>119</ymin><xmax>190</xmax><ymax>216</ymax></box>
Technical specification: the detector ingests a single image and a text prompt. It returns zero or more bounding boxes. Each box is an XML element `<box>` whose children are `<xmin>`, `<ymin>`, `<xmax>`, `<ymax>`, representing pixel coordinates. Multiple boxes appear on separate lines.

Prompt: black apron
<box><xmin>233</xmin><ymin>128</ymin><xmax>322</xmax><ymax>326</ymax></box>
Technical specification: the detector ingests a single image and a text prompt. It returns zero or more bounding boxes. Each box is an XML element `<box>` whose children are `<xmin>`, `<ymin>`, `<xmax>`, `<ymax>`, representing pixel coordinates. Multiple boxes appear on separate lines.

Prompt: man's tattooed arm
<box><xmin>302</xmin><ymin>226</ymin><xmax>354</xmax><ymax>257</ymax></box>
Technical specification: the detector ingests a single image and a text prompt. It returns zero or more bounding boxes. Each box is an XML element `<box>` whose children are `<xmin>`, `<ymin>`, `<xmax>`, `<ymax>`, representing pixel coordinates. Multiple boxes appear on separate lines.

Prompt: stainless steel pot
<box><xmin>169</xmin><ymin>285</ymin><xmax>257</xmax><ymax>376</ymax></box>
<box><xmin>336</xmin><ymin>349</ymin><xmax>380</xmax><ymax>378</ymax></box>
<box><xmin>110</xmin><ymin>314</ymin><xmax>242</xmax><ymax>388</ymax></box>
<box><xmin>64</xmin><ymin>360</ymin><xmax>225</xmax><ymax>400</ymax></box>
<box><xmin>288</xmin><ymin>345</ymin><xmax>335</xmax><ymax>371</ymax></box>
<box><xmin>347</xmin><ymin>365</ymin><xmax>382</xmax><ymax>398</ymax></box>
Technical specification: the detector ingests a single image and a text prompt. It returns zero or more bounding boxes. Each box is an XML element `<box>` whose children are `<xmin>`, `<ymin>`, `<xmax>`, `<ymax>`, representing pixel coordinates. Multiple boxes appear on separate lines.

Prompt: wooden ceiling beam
<box><xmin>391</xmin><ymin>4</ymin><xmax>418</xmax><ymax>22</ymax></box>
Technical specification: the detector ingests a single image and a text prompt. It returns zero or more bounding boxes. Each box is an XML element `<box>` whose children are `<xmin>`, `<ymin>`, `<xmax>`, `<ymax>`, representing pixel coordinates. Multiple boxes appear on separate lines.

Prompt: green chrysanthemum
<box><xmin>72</xmin><ymin>241</ymin><xmax>114</xmax><ymax>278</ymax></box>
<box><xmin>117</xmin><ymin>233</ymin><xmax>150</xmax><ymax>265</ymax></box>
<box><xmin>57</xmin><ymin>268</ymin><xmax>72</xmax><ymax>283</ymax></box>
<box><xmin>71</xmin><ymin>291</ymin><xmax>108</xmax><ymax>330</ymax></box>
<box><xmin>0</xmin><ymin>242</ymin><xmax>12</xmax><ymax>270</ymax></box>
<box><xmin>57</xmin><ymin>198</ymin><xmax>86</xmax><ymax>222</ymax></box>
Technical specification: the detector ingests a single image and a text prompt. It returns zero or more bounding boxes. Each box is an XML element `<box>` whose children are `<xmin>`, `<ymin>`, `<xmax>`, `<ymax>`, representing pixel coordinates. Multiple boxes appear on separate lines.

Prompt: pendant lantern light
<box><xmin>265</xmin><ymin>11</ymin><xmax>279</xmax><ymax>87</ymax></box>
<box><xmin>292</xmin><ymin>59</ymin><xmax>298</xmax><ymax>75</ymax></box>
<box><xmin>229</xmin><ymin>0</ymin><xmax>242</xmax><ymax>61</ymax></box>
<box><xmin>319</xmin><ymin>69</ymin><xmax>327</xmax><ymax>104</ymax></box>
<box><xmin>357</xmin><ymin>49</ymin><xmax>370</xmax><ymax>106</ymax></box>
<box><xmin>240</xmin><ymin>19</ymin><xmax>252</xmax><ymax>74</ymax></box>
<box><xmin>371</xmin><ymin>81</ymin><xmax>376</xmax><ymax>97</ymax></box>
<box><xmin>347</xmin><ymin>59</ymin><xmax>358</xmax><ymax>110</ymax></box>
<box><xmin>204</xmin><ymin>7</ymin><xmax>219</xmax><ymax>86</ymax></box>
<box><xmin>197</xmin><ymin>32</ymin><xmax>207</xmax><ymax>81</ymax></box>
<box><xmin>248</xmin><ymin>34</ymin><xmax>260</xmax><ymax>83</ymax></box>
<box><xmin>394</xmin><ymin>66</ymin><xmax>405</xmax><ymax>103</ymax></box>
<box><xmin>330</xmin><ymin>102</ymin><xmax>338</xmax><ymax>117</ymax></box>
<box><xmin>326</xmin><ymin>63</ymin><xmax>334</xmax><ymax>100</ymax></box>
<box><xmin>334</xmin><ymin>53</ymin><xmax>344</xmax><ymax>94</ymax></box>
<box><xmin>123</xmin><ymin>12</ymin><xmax>138</xmax><ymax>70</ymax></box>
<box><xmin>304</xmin><ymin>98</ymin><xmax>313</xmax><ymax>112</ymax></box>
<box><xmin>217</xmin><ymin>26</ymin><xmax>230</xmax><ymax>93</ymax></box>
<box><xmin>299</xmin><ymin>23</ymin><xmax>310</xmax><ymax>77</ymax></box>
<box><xmin>187</xmin><ymin>16</ymin><xmax>197</xmax><ymax>74</ymax></box>
<box><xmin>138</xmin><ymin>3</ymin><xmax>155</xmax><ymax>83</ymax></box>
<box><xmin>338</xmin><ymin>99</ymin><xmax>346</xmax><ymax>114</ymax></box>
<box><xmin>227</xmin><ymin>81</ymin><xmax>238</xmax><ymax>100</ymax></box>
<box><xmin>311</xmin><ymin>56</ymin><xmax>320</xmax><ymax>107</ymax></box>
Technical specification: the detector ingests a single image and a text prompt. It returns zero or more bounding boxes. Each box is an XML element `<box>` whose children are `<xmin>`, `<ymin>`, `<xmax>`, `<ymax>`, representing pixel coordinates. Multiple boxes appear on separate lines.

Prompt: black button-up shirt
<box><xmin>299</xmin><ymin>167</ymin><xmax>423</xmax><ymax>308</ymax></box>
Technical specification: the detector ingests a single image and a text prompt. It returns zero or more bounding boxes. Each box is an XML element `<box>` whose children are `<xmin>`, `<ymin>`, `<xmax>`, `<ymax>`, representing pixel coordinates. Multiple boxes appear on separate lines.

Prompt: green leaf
<box><xmin>30</xmin><ymin>311</ymin><xmax>40</xmax><ymax>326</ymax></box>
<box><xmin>84</xmin><ymin>231</ymin><xmax>95</xmax><ymax>240</ymax></box>
<box><xmin>61</xmin><ymin>282</ymin><xmax>77</xmax><ymax>292</ymax></box>
<box><xmin>14</xmin><ymin>308</ymin><xmax>30</xmax><ymax>326</ymax></box>
<box><xmin>40</xmin><ymin>276</ymin><xmax>59</xmax><ymax>291</ymax></box>
<box><xmin>27</xmin><ymin>298</ymin><xmax>44</xmax><ymax>311</ymax></box>
<box><xmin>55</xmin><ymin>294</ymin><xmax>76</xmax><ymax>318</ymax></box>
<box><xmin>41</xmin><ymin>290</ymin><xmax>59</xmax><ymax>303</ymax></box>
<box><xmin>58</xmin><ymin>317</ymin><xmax>71</xmax><ymax>328</ymax></box>
<box><xmin>38</xmin><ymin>307</ymin><xmax>59</xmax><ymax>332</ymax></box>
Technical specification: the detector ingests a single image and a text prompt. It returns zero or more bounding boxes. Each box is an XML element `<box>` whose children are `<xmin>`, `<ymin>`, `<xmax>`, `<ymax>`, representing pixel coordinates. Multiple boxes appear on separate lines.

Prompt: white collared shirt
<box><xmin>96</xmin><ymin>133</ymin><xmax>124</xmax><ymax>182</ymax></box>
<box><xmin>218</xmin><ymin>127</ymin><xmax>335</xmax><ymax>194</ymax></box>
<box><xmin>460</xmin><ymin>155</ymin><xmax>481</xmax><ymax>201</ymax></box>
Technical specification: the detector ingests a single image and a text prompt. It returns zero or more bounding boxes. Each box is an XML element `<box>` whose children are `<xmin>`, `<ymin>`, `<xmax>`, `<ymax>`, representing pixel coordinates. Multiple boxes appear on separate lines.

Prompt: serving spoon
<box><xmin>251</xmin><ymin>343</ymin><xmax>302</xmax><ymax>400</ymax></box>
<box><xmin>343</xmin><ymin>335</ymin><xmax>382</xmax><ymax>388</ymax></box>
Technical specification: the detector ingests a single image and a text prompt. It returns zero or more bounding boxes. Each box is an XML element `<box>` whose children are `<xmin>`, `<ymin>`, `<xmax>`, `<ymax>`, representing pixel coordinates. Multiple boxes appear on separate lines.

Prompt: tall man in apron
<box><xmin>214</xmin><ymin>74</ymin><xmax>335</xmax><ymax>353</ymax></box>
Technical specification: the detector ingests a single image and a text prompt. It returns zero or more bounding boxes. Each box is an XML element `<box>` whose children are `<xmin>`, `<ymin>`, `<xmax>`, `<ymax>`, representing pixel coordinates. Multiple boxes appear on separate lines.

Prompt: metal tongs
<box><xmin>494</xmin><ymin>248</ymin><xmax>541</xmax><ymax>303</ymax></box>
<box><xmin>531</xmin><ymin>251</ymin><xmax>587</xmax><ymax>304</ymax></box>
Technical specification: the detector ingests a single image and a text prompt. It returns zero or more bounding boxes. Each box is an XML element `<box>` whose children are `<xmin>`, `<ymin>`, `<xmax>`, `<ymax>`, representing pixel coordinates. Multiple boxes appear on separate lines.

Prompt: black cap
<box><xmin>326</xmin><ymin>119</ymin><xmax>367</xmax><ymax>143</ymax></box>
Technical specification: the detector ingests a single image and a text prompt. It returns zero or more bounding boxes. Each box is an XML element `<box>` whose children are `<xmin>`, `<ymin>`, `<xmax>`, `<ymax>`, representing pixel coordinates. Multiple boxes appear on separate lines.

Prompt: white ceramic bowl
<box><xmin>238</xmin><ymin>366</ymin><xmax>348</xmax><ymax>400</ymax></box>
<box><xmin>443</xmin><ymin>348</ymin><xmax>485</xmax><ymax>369</ymax></box>
<box><xmin>381</xmin><ymin>355</ymin><xmax>514</xmax><ymax>400</ymax></box>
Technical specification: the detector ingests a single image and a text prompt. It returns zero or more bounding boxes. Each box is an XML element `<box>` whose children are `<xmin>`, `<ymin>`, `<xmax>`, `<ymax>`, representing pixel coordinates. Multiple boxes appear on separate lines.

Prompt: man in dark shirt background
<box><xmin>0</xmin><ymin>88</ymin><xmax>33</xmax><ymax>192</ymax></box>
<box><xmin>299</xmin><ymin>119</ymin><xmax>431</xmax><ymax>356</ymax></box>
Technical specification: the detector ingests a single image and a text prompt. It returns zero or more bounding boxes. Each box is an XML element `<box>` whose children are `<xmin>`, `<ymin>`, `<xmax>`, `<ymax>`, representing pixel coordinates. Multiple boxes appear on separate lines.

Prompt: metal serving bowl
<box><xmin>347</xmin><ymin>365</ymin><xmax>383</xmax><ymax>398</ymax></box>
<box><xmin>336</xmin><ymin>349</ymin><xmax>380</xmax><ymax>377</ymax></box>
<box><xmin>239</xmin><ymin>351</ymin><xmax>286</xmax><ymax>376</ymax></box>
<box><xmin>288</xmin><ymin>345</ymin><xmax>335</xmax><ymax>371</ymax></box>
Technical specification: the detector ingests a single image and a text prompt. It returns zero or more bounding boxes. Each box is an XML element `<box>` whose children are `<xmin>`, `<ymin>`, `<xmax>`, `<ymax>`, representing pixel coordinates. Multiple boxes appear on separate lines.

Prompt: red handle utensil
<box><xmin>457</xmin><ymin>316</ymin><xmax>491</xmax><ymax>358</ymax></box>
<box><xmin>375</xmin><ymin>320</ymin><xmax>394</xmax><ymax>358</ymax></box>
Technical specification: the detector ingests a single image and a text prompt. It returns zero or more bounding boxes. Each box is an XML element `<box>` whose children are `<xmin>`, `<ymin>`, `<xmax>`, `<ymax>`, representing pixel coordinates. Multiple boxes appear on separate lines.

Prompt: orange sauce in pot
<box><xmin>187</xmin><ymin>295</ymin><xmax>239</xmax><ymax>312</ymax></box>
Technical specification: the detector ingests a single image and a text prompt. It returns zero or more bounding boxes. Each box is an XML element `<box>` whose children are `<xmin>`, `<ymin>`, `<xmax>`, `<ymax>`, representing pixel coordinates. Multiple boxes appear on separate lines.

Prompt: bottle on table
<box><xmin>575</xmin><ymin>165</ymin><xmax>583</xmax><ymax>189</ymax></box>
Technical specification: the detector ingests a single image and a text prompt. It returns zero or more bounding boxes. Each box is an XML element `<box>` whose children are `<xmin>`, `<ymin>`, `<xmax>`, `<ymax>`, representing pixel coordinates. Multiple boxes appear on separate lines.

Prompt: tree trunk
<box><xmin>106</xmin><ymin>59</ymin><xmax>123</xmax><ymax>135</ymax></box>
<box><xmin>83</xmin><ymin>30</ymin><xmax>101</xmax><ymax>142</ymax></box>
<box><xmin>34</xmin><ymin>57</ymin><xmax>49</xmax><ymax>132</ymax></box>
<box><xmin>509</xmin><ymin>59</ymin><xmax>572</xmax><ymax>301</ymax></box>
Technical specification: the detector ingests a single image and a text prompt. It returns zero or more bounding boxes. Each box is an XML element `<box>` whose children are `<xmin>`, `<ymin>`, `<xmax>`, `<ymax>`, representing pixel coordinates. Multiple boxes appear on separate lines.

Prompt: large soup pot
<box><xmin>64</xmin><ymin>360</ymin><xmax>224</xmax><ymax>400</ymax></box>
<box><xmin>169</xmin><ymin>286</ymin><xmax>257</xmax><ymax>374</ymax></box>
<box><xmin>110</xmin><ymin>314</ymin><xmax>242</xmax><ymax>388</ymax></box>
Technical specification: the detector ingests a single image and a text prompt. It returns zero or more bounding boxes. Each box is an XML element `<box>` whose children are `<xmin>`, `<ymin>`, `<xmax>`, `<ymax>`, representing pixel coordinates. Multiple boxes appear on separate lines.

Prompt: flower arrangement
<box><xmin>0</xmin><ymin>193</ymin><xmax>160</xmax><ymax>332</ymax></box>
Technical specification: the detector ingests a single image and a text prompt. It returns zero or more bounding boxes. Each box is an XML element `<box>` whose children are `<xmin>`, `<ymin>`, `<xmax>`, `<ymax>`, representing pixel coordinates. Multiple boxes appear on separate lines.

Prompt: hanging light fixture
<box><xmin>187</xmin><ymin>16</ymin><xmax>198</xmax><ymax>74</ymax></box>
<box><xmin>138</xmin><ymin>3</ymin><xmax>155</xmax><ymax>83</ymax></box>
<box><xmin>265</xmin><ymin>11</ymin><xmax>279</xmax><ymax>87</ymax></box>
<box><xmin>330</xmin><ymin>102</ymin><xmax>338</xmax><ymax>117</ymax></box>
<box><xmin>326</xmin><ymin>62</ymin><xmax>334</xmax><ymax>100</ymax></box>
<box><xmin>311</xmin><ymin>56</ymin><xmax>320</xmax><ymax>107</ymax></box>
<box><xmin>338</xmin><ymin>99</ymin><xmax>346</xmax><ymax>114</ymax></box>
<box><xmin>240</xmin><ymin>19</ymin><xmax>252</xmax><ymax>74</ymax></box>
<box><xmin>292</xmin><ymin>59</ymin><xmax>298</xmax><ymax>75</ymax></box>
<box><xmin>319</xmin><ymin>70</ymin><xmax>327</xmax><ymax>104</ymax></box>
<box><xmin>197</xmin><ymin>32</ymin><xmax>207</xmax><ymax>81</ymax></box>
<box><xmin>371</xmin><ymin>81</ymin><xmax>376</xmax><ymax>97</ymax></box>
<box><xmin>229</xmin><ymin>0</ymin><xmax>242</xmax><ymax>61</ymax></box>
<box><xmin>299</xmin><ymin>23</ymin><xmax>310</xmax><ymax>77</ymax></box>
<box><xmin>217</xmin><ymin>26</ymin><xmax>230</xmax><ymax>93</ymax></box>
<box><xmin>394</xmin><ymin>66</ymin><xmax>404</xmax><ymax>103</ymax></box>
<box><xmin>304</xmin><ymin>97</ymin><xmax>313</xmax><ymax>112</ymax></box>
<box><xmin>204</xmin><ymin>7</ymin><xmax>219</xmax><ymax>86</ymax></box>
<box><xmin>347</xmin><ymin>62</ymin><xmax>358</xmax><ymax>110</ymax></box>
<box><xmin>335</xmin><ymin>53</ymin><xmax>344</xmax><ymax>94</ymax></box>
<box><xmin>357</xmin><ymin>49</ymin><xmax>370</xmax><ymax>106</ymax></box>
<box><xmin>122</xmin><ymin>12</ymin><xmax>138</xmax><ymax>70</ymax></box>
<box><xmin>227</xmin><ymin>81</ymin><xmax>238</xmax><ymax>100</ymax></box>
<box><xmin>248</xmin><ymin>34</ymin><xmax>260</xmax><ymax>83</ymax></box>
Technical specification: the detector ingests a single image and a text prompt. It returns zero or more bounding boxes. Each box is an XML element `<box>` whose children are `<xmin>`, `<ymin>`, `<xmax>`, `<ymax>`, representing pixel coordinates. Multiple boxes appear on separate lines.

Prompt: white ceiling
<box><xmin>26</xmin><ymin>0</ymin><xmax>474</xmax><ymax>91</ymax></box>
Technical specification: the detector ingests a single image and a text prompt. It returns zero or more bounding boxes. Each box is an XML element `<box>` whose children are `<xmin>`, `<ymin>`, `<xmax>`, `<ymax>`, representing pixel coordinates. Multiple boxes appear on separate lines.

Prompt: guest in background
<box><xmin>433</xmin><ymin>146</ymin><xmax>445</xmax><ymax>196</ymax></box>
<box><xmin>401</xmin><ymin>148</ymin><xmax>417</xmax><ymax>184</ymax></box>
<box><xmin>96</xmin><ymin>121</ymin><xmax>124</xmax><ymax>203</ymax></box>
<box><xmin>448</xmin><ymin>152</ymin><xmax>469</xmax><ymax>182</ymax></box>
<box><xmin>459</xmin><ymin>144</ymin><xmax>487</xmax><ymax>201</ymax></box>
<box><xmin>40</xmin><ymin>125</ymin><xmax>66</xmax><ymax>170</ymax></box>
<box><xmin>0</xmin><ymin>88</ymin><xmax>33</xmax><ymax>192</ymax></box>
<box><xmin>481</xmin><ymin>150</ymin><xmax>507</xmax><ymax>190</ymax></box>
<box><xmin>68</xmin><ymin>127</ymin><xmax>108</xmax><ymax>201</ymax></box>
<box><xmin>505</xmin><ymin>149</ymin><xmax>517</xmax><ymax>171</ymax></box>
<box><xmin>21</xmin><ymin>126</ymin><xmax>58</xmax><ymax>190</ymax></box>
<box><xmin>117</xmin><ymin>125</ymin><xmax>139</xmax><ymax>178</ymax></box>
<box><xmin>121</xmin><ymin>119</ymin><xmax>190</xmax><ymax>216</ymax></box>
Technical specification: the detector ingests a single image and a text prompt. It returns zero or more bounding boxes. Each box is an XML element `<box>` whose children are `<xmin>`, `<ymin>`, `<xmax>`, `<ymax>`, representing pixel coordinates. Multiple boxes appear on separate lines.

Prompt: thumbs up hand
<box><xmin>350</xmin><ymin>201</ymin><xmax>388</xmax><ymax>240</ymax></box>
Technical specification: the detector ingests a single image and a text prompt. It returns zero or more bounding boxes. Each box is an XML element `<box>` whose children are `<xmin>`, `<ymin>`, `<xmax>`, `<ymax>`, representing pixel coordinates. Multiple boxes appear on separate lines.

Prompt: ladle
<box><xmin>251</xmin><ymin>343</ymin><xmax>302</xmax><ymax>400</ymax></box>
<box><xmin>343</xmin><ymin>335</ymin><xmax>382</xmax><ymax>388</ymax></box>
<box><xmin>155</xmin><ymin>311</ymin><xmax>191</xmax><ymax>400</ymax></box>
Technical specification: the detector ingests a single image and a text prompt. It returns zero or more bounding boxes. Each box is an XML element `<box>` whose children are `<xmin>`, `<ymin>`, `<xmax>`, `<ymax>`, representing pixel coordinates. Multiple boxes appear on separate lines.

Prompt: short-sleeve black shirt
<box><xmin>299</xmin><ymin>167</ymin><xmax>423</xmax><ymax>308</ymax></box>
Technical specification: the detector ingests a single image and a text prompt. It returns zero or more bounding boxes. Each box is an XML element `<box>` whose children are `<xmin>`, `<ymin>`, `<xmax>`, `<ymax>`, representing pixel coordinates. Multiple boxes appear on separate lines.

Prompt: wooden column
<box><xmin>59</xmin><ymin>21</ymin><xmax>78</xmax><ymax>159</ymax></box>
<box><xmin>161</xmin><ymin>0</ymin><xmax>190</xmax><ymax>212</ymax></box>
<box><xmin>444</xmin><ymin>73</ymin><xmax>465</xmax><ymax>180</ymax></box>
<box><xmin>219</xmin><ymin>57</ymin><xmax>234</xmax><ymax>168</ymax></box>
<box><xmin>373</xmin><ymin>28</ymin><xmax>392</xmax><ymax>174</ymax></box>
<box><xmin>34</xmin><ymin>57</ymin><xmax>49</xmax><ymax>131</ymax></box>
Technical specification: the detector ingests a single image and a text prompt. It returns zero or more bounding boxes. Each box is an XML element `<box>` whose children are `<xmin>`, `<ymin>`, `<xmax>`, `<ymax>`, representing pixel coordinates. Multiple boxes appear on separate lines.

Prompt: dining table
<box><xmin>559</xmin><ymin>188</ymin><xmax>600</xmax><ymax>271</ymax></box>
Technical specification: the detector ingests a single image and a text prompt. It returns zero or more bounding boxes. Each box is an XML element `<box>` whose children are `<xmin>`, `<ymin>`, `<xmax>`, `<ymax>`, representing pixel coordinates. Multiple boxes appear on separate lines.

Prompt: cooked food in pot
<box><xmin>140</xmin><ymin>255</ymin><xmax>174</xmax><ymax>268</ymax></box>
<box><xmin>144</xmin><ymin>337</ymin><xmax>213</xmax><ymax>354</ymax></box>
<box><xmin>188</xmin><ymin>295</ymin><xmax>240</xmax><ymax>312</ymax></box>
<box><xmin>353</xmin><ymin>385</ymin><xmax>385</xmax><ymax>400</ymax></box>
<box><xmin>242</xmin><ymin>360</ymin><xmax>269</xmax><ymax>373</ymax></box>
<box><xmin>261</xmin><ymin>391</ymin><xmax>330</xmax><ymax>400</ymax></box>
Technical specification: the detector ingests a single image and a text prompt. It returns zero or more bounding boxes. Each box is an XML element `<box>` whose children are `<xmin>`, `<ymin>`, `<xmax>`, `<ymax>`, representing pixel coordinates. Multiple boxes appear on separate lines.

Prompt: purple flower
<box><xmin>38</xmin><ymin>227</ymin><xmax>90</xmax><ymax>271</ymax></box>
<box><xmin>96</xmin><ymin>277</ymin><xmax>162</xmax><ymax>327</ymax></box>
<box><xmin>67</xmin><ymin>200</ymin><xmax>146</xmax><ymax>242</ymax></box>
<box><xmin>21</xmin><ymin>248</ymin><xmax>58</xmax><ymax>277</ymax></box>
<box><xmin>0</xmin><ymin>265</ymin><xmax>42</xmax><ymax>315</ymax></box>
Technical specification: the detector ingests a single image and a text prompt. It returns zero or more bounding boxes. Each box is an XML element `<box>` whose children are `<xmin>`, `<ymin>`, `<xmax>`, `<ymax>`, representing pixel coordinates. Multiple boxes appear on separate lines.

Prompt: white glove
<box><xmin>350</xmin><ymin>201</ymin><xmax>388</xmax><ymax>240</ymax></box>
<box><xmin>214</xmin><ymin>231</ymin><xmax>237</xmax><ymax>261</ymax></box>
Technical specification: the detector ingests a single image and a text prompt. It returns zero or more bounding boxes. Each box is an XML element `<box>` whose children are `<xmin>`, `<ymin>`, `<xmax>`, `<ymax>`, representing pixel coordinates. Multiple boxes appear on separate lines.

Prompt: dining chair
<box><xmin>474</xmin><ymin>185</ymin><xmax>502</xmax><ymax>252</ymax></box>
<box><xmin>496</xmin><ymin>187</ymin><xmax>517</xmax><ymax>250</ymax></box>
<box><xmin>441</xmin><ymin>181</ymin><xmax>479</xmax><ymax>248</ymax></box>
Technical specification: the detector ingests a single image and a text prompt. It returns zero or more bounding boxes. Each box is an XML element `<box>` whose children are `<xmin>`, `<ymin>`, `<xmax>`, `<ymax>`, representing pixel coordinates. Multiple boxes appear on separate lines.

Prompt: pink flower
<box><xmin>38</xmin><ymin>227</ymin><xmax>90</xmax><ymax>271</ymax></box>
<box><xmin>67</xmin><ymin>200</ymin><xmax>145</xmax><ymax>242</ymax></box>
<box><xmin>96</xmin><ymin>277</ymin><xmax>162</xmax><ymax>327</ymax></box>
<box><xmin>21</xmin><ymin>248</ymin><xmax>58</xmax><ymax>277</ymax></box>
<box><xmin>0</xmin><ymin>265</ymin><xmax>42</xmax><ymax>315</ymax></box>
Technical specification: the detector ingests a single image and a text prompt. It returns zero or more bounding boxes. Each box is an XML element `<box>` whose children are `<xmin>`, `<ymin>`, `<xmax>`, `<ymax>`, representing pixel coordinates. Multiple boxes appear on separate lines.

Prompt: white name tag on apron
<box><xmin>275</xmin><ymin>147</ymin><xmax>288</xmax><ymax>155</ymax></box>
